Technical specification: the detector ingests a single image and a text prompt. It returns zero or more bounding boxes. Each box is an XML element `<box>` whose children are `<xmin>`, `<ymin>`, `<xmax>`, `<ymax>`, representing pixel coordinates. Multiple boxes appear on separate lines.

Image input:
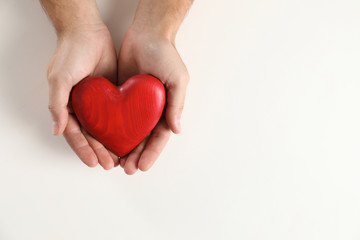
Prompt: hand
<box><xmin>47</xmin><ymin>24</ymin><xmax>119</xmax><ymax>170</ymax></box>
<box><xmin>42</xmin><ymin>0</ymin><xmax>192</xmax><ymax>172</ymax></box>
<box><xmin>117</xmin><ymin>26</ymin><xmax>190</xmax><ymax>174</ymax></box>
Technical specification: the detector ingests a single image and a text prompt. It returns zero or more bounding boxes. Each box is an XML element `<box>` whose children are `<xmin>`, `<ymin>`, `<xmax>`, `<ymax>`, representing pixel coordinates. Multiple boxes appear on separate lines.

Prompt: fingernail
<box><xmin>176</xmin><ymin>119</ymin><xmax>181</xmax><ymax>132</ymax></box>
<box><xmin>52</xmin><ymin>121</ymin><xmax>59</xmax><ymax>135</ymax></box>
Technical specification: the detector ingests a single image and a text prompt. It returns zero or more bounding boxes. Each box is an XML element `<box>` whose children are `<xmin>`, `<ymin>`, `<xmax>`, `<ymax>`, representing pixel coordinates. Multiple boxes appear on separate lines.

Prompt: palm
<box><xmin>48</xmin><ymin>26</ymin><xmax>119</xmax><ymax>169</ymax></box>
<box><xmin>117</xmin><ymin>30</ymin><xmax>189</xmax><ymax>174</ymax></box>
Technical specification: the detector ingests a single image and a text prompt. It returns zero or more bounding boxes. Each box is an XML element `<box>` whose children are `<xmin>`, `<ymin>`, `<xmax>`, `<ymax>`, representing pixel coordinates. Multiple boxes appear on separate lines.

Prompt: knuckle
<box><xmin>48</xmin><ymin>103</ymin><xmax>64</xmax><ymax>114</ymax></box>
<box><xmin>47</xmin><ymin>65</ymin><xmax>58</xmax><ymax>83</ymax></box>
<box><xmin>46</xmin><ymin>70</ymin><xmax>55</xmax><ymax>84</ymax></box>
<box><xmin>47</xmin><ymin>70</ymin><xmax>73</xmax><ymax>87</ymax></box>
<box><xmin>48</xmin><ymin>103</ymin><xmax>67</xmax><ymax>114</ymax></box>
<box><xmin>47</xmin><ymin>72</ymin><xmax>61</xmax><ymax>85</ymax></box>
<box><xmin>151</xmin><ymin>131</ymin><xmax>163</xmax><ymax>140</ymax></box>
<box><xmin>47</xmin><ymin>104</ymin><xmax>59</xmax><ymax>115</ymax></box>
<box><xmin>48</xmin><ymin>104</ymin><xmax>56</xmax><ymax>111</ymax></box>
<box><xmin>46</xmin><ymin>61</ymin><xmax>54</xmax><ymax>81</ymax></box>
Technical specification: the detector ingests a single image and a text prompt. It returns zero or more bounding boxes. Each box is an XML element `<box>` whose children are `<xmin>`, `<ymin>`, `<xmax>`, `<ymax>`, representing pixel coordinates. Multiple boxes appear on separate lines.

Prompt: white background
<box><xmin>1</xmin><ymin>0</ymin><xmax>360</xmax><ymax>239</ymax></box>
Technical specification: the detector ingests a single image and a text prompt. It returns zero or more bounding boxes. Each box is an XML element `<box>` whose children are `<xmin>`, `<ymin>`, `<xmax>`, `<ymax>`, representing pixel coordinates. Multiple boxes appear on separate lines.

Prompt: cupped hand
<box><xmin>47</xmin><ymin>24</ymin><xmax>119</xmax><ymax>170</ymax></box>
<box><xmin>117</xmin><ymin>26</ymin><xmax>190</xmax><ymax>174</ymax></box>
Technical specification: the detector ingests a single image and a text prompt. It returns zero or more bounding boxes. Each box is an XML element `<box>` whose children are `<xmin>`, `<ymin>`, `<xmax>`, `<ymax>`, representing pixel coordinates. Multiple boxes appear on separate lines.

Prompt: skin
<box><xmin>41</xmin><ymin>0</ymin><xmax>192</xmax><ymax>174</ymax></box>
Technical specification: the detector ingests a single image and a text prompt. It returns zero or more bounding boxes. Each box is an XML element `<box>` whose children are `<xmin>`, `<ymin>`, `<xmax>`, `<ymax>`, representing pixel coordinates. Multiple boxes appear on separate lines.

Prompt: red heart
<box><xmin>71</xmin><ymin>74</ymin><xmax>166</xmax><ymax>157</ymax></box>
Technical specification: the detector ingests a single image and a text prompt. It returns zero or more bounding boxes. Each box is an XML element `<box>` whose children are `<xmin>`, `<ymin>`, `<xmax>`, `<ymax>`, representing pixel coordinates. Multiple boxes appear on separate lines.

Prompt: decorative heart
<box><xmin>71</xmin><ymin>74</ymin><xmax>166</xmax><ymax>157</ymax></box>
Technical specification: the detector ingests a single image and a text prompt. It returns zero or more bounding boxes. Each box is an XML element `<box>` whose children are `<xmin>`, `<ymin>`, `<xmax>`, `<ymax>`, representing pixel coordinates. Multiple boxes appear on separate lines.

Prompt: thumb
<box><xmin>165</xmin><ymin>75</ymin><xmax>189</xmax><ymax>134</ymax></box>
<box><xmin>47</xmin><ymin>77</ymin><xmax>72</xmax><ymax>136</ymax></box>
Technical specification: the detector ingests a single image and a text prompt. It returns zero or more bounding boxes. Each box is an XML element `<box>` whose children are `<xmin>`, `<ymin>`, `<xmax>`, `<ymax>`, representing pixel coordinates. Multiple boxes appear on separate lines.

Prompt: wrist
<box><xmin>131</xmin><ymin>0</ymin><xmax>192</xmax><ymax>43</ymax></box>
<box><xmin>126</xmin><ymin>23</ymin><xmax>174</xmax><ymax>49</ymax></box>
<box><xmin>57</xmin><ymin>21</ymin><xmax>107</xmax><ymax>40</ymax></box>
<box><xmin>55</xmin><ymin>10</ymin><xmax>105</xmax><ymax>38</ymax></box>
<box><xmin>129</xmin><ymin>19</ymin><xmax>176</xmax><ymax>44</ymax></box>
<box><xmin>41</xmin><ymin>0</ymin><xmax>104</xmax><ymax>37</ymax></box>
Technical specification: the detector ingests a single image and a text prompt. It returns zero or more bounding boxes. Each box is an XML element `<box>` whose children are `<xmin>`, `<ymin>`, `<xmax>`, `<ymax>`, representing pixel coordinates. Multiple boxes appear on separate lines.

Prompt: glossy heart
<box><xmin>71</xmin><ymin>74</ymin><xmax>166</xmax><ymax>157</ymax></box>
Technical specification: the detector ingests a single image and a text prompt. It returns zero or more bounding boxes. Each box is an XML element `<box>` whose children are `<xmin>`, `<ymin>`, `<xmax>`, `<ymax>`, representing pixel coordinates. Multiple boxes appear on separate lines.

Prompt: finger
<box><xmin>165</xmin><ymin>74</ymin><xmax>189</xmax><ymax>134</ymax></box>
<box><xmin>109</xmin><ymin>152</ymin><xmax>120</xmax><ymax>167</ymax></box>
<box><xmin>48</xmin><ymin>77</ymin><xmax>72</xmax><ymax>136</ymax></box>
<box><xmin>119</xmin><ymin>156</ymin><xmax>127</xmax><ymax>168</ymax></box>
<box><xmin>63</xmin><ymin>114</ymin><xmax>98</xmax><ymax>167</ymax></box>
<box><xmin>124</xmin><ymin>136</ymin><xmax>150</xmax><ymax>175</ymax></box>
<box><xmin>82</xmin><ymin>130</ymin><xmax>115</xmax><ymax>170</ymax></box>
<box><xmin>138</xmin><ymin>120</ymin><xmax>171</xmax><ymax>172</ymax></box>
